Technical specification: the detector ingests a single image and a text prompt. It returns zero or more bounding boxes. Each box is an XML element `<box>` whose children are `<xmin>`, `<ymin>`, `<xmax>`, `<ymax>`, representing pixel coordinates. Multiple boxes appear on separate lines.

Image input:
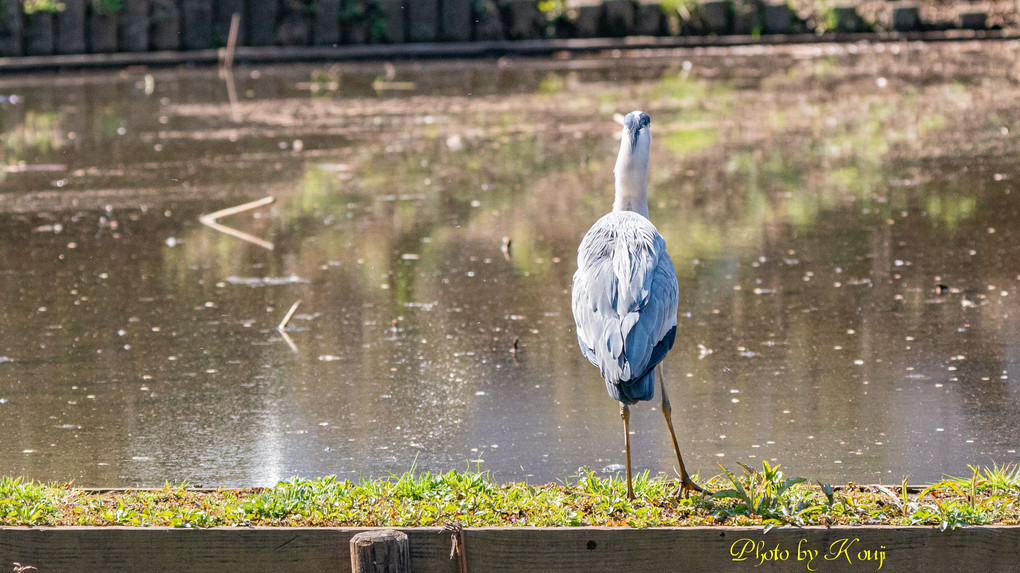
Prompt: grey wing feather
<box><xmin>571</xmin><ymin>212</ymin><xmax>679</xmax><ymax>402</ymax></box>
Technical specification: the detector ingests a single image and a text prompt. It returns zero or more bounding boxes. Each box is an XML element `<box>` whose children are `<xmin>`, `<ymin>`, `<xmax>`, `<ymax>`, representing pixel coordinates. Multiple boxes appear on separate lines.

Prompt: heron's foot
<box><xmin>677</xmin><ymin>476</ymin><xmax>706</xmax><ymax>498</ymax></box>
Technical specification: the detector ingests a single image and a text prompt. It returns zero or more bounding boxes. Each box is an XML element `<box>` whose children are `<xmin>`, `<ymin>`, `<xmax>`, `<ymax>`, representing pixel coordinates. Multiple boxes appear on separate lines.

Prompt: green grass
<box><xmin>1</xmin><ymin>463</ymin><xmax>1018</xmax><ymax>529</ymax></box>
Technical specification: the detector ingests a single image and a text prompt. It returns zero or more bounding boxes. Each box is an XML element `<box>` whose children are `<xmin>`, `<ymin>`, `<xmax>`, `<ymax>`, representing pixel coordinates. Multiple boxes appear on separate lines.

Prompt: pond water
<box><xmin>1</xmin><ymin>40</ymin><xmax>1019</xmax><ymax>487</ymax></box>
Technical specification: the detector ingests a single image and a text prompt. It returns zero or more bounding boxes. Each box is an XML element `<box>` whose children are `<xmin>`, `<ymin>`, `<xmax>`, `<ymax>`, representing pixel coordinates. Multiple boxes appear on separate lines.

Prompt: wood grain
<box><xmin>0</xmin><ymin>525</ymin><xmax>1017</xmax><ymax>572</ymax></box>
<box><xmin>350</xmin><ymin>529</ymin><xmax>410</xmax><ymax>573</ymax></box>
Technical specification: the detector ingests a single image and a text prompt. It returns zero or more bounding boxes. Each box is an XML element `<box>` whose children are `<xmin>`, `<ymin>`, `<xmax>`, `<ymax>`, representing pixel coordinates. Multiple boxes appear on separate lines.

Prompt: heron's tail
<box><xmin>606</xmin><ymin>367</ymin><xmax>655</xmax><ymax>405</ymax></box>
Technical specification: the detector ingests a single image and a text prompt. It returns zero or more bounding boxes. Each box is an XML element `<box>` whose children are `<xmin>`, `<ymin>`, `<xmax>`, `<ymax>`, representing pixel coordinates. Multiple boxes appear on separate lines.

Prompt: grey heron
<box><xmin>571</xmin><ymin>111</ymin><xmax>702</xmax><ymax>499</ymax></box>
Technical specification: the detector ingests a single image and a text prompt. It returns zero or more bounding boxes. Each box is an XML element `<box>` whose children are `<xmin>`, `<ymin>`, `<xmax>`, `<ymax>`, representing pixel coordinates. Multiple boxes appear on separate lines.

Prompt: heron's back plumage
<box><xmin>572</xmin><ymin>211</ymin><xmax>679</xmax><ymax>405</ymax></box>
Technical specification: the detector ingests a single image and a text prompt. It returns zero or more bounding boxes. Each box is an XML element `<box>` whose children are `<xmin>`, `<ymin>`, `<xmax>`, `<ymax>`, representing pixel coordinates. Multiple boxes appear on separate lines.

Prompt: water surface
<box><xmin>1</xmin><ymin>40</ymin><xmax>1019</xmax><ymax>486</ymax></box>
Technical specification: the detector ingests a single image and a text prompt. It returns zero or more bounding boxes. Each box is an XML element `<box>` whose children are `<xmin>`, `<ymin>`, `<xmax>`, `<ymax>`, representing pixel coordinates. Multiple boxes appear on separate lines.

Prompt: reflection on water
<box><xmin>1</xmin><ymin>41</ymin><xmax>1019</xmax><ymax>486</ymax></box>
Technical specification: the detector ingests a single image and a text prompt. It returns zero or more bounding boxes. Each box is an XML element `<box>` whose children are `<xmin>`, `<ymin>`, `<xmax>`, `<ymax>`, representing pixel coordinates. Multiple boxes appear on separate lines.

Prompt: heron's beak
<box><xmin>623</xmin><ymin>122</ymin><xmax>647</xmax><ymax>150</ymax></box>
<box><xmin>628</xmin><ymin>125</ymin><xmax>642</xmax><ymax>148</ymax></box>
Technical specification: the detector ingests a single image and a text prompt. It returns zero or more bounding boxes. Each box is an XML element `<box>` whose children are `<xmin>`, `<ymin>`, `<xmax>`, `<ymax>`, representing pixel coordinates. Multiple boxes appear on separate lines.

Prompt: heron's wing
<box><xmin>622</xmin><ymin>246</ymin><xmax>678</xmax><ymax>375</ymax></box>
<box><xmin>572</xmin><ymin>213</ymin><xmax>678</xmax><ymax>401</ymax></box>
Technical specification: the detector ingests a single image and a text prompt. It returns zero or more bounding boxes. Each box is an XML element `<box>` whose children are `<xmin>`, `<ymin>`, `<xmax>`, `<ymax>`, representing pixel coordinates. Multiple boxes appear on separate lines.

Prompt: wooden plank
<box><xmin>312</xmin><ymin>0</ymin><xmax>341</xmax><ymax>46</ymax></box>
<box><xmin>0</xmin><ymin>527</ymin><xmax>458</xmax><ymax>573</ymax></box>
<box><xmin>0</xmin><ymin>526</ymin><xmax>1018</xmax><ymax>572</ymax></box>
<box><xmin>54</xmin><ymin>0</ymin><xmax>87</xmax><ymax>54</ymax></box>
<box><xmin>501</xmin><ymin>0</ymin><xmax>542</xmax><ymax>40</ymax></box>
<box><xmin>247</xmin><ymin>0</ymin><xmax>278</xmax><ymax>46</ymax></box>
<box><xmin>22</xmin><ymin>13</ymin><xmax>54</xmax><ymax>57</ymax></box>
<box><xmin>892</xmin><ymin>6</ymin><xmax>920</xmax><ymax>33</ymax></box>
<box><xmin>0</xmin><ymin>0</ymin><xmax>22</xmax><ymax>56</ymax></box>
<box><xmin>276</xmin><ymin>0</ymin><xmax>311</xmax><ymax>45</ymax></box>
<box><xmin>378</xmin><ymin>0</ymin><xmax>406</xmax><ymax>43</ymax></box>
<box><xmin>88</xmin><ymin>11</ymin><xmax>119</xmax><ymax>54</ymax></box>
<box><xmin>342</xmin><ymin>0</ymin><xmax>367</xmax><ymax>44</ymax></box>
<box><xmin>473</xmin><ymin>0</ymin><xmax>504</xmax><ymax>40</ymax></box>
<box><xmin>181</xmin><ymin>0</ymin><xmax>214</xmax><ymax>49</ymax></box>
<box><xmin>214</xmin><ymin>0</ymin><xmax>245</xmax><ymax>46</ymax></box>
<box><xmin>960</xmin><ymin>12</ymin><xmax>988</xmax><ymax>30</ymax></box>
<box><xmin>603</xmin><ymin>0</ymin><xmax>635</xmax><ymax>37</ymax></box>
<box><xmin>460</xmin><ymin>527</ymin><xmax>1020</xmax><ymax>572</ymax></box>
<box><xmin>0</xmin><ymin>527</ymin><xmax>352</xmax><ymax>573</ymax></box>
<box><xmin>150</xmin><ymin>0</ymin><xmax>181</xmax><ymax>50</ymax></box>
<box><xmin>762</xmin><ymin>2</ymin><xmax>792</xmax><ymax>34</ymax></box>
<box><xmin>407</xmin><ymin>0</ymin><xmax>439</xmax><ymax>42</ymax></box>
<box><xmin>120</xmin><ymin>0</ymin><xmax>151</xmax><ymax>52</ymax></box>
<box><xmin>701</xmin><ymin>0</ymin><xmax>732</xmax><ymax>34</ymax></box>
<box><xmin>634</xmin><ymin>3</ymin><xmax>664</xmax><ymax>36</ymax></box>
<box><xmin>440</xmin><ymin>0</ymin><xmax>472</xmax><ymax>41</ymax></box>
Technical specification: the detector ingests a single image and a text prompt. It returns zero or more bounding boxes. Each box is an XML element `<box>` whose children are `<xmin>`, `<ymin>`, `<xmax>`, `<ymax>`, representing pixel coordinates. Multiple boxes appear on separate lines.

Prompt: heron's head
<box><xmin>613</xmin><ymin>111</ymin><xmax>652</xmax><ymax>215</ymax></box>
<box><xmin>622</xmin><ymin>111</ymin><xmax>651</xmax><ymax>154</ymax></box>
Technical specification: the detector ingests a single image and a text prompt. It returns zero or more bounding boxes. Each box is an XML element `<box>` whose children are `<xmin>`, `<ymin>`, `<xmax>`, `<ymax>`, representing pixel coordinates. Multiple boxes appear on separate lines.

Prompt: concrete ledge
<box><xmin>1</xmin><ymin>525</ymin><xmax>1019</xmax><ymax>572</ymax></box>
<box><xmin>1</xmin><ymin>30</ymin><xmax>1018</xmax><ymax>72</ymax></box>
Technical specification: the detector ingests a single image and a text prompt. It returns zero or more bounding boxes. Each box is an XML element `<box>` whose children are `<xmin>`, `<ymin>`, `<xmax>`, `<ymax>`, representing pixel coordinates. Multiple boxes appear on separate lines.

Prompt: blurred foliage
<box><xmin>2</xmin><ymin>110</ymin><xmax>67</xmax><ymax>160</ymax></box>
<box><xmin>91</xmin><ymin>0</ymin><xmax>123</xmax><ymax>15</ymax></box>
<box><xmin>22</xmin><ymin>0</ymin><xmax>65</xmax><ymax>14</ymax></box>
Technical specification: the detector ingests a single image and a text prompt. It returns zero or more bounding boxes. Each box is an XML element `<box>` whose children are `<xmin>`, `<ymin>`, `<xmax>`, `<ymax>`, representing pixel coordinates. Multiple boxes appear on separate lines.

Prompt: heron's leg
<box><xmin>658</xmin><ymin>364</ymin><xmax>703</xmax><ymax>496</ymax></box>
<box><xmin>620</xmin><ymin>402</ymin><xmax>634</xmax><ymax>500</ymax></box>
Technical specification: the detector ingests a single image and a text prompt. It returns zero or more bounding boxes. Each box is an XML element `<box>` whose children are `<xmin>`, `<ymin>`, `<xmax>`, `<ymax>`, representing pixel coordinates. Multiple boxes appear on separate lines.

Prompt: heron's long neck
<box><xmin>612</xmin><ymin>145</ymin><xmax>649</xmax><ymax>218</ymax></box>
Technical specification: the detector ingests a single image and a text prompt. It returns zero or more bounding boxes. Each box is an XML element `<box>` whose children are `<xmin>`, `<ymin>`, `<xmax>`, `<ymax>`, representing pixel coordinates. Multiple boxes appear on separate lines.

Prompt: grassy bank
<box><xmin>2</xmin><ymin>462</ymin><xmax>1018</xmax><ymax>530</ymax></box>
